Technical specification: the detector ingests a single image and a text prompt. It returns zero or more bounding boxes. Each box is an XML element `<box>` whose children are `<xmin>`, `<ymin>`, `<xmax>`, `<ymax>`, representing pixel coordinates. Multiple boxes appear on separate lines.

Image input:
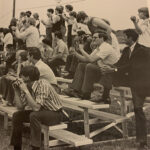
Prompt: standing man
<box><xmin>41</xmin><ymin>9</ymin><xmax>54</xmax><ymax>47</ymax></box>
<box><xmin>131</xmin><ymin>7</ymin><xmax>150</xmax><ymax>48</ymax></box>
<box><xmin>101</xmin><ymin>29</ymin><xmax>150</xmax><ymax>149</ymax></box>
<box><xmin>15</xmin><ymin>18</ymin><xmax>39</xmax><ymax>48</ymax></box>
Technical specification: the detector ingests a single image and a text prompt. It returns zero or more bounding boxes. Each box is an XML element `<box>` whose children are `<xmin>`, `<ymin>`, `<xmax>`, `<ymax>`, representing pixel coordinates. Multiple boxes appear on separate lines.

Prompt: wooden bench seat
<box><xmin>49</xmin><ymin>129</ymin><xmax>93</xmax><ymax>147</ymax></box>
<box><xmin>60</xmin><ymin>95</ymin><xmax>109</xmax><ymax>109</ymax></box>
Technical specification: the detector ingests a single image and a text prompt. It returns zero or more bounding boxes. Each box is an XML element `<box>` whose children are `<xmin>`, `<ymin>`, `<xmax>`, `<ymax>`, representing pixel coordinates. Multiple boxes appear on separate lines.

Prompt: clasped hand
<box><xmin>100</xmin><ymin>65</ymin><xmax>115</xmax><ymax>75</ymax></box>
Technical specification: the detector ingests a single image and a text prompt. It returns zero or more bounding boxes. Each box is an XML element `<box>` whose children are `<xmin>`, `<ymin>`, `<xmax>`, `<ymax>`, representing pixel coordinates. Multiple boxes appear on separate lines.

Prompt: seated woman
<box><xmin>64</xmin><ymin>31</ymin><xmax>119</xmax><ymax>103</ymax></box>
<box><xmin>10</xmin><ymin>65</ymin><xmax>68</xmax><ymax>150</ymax></box>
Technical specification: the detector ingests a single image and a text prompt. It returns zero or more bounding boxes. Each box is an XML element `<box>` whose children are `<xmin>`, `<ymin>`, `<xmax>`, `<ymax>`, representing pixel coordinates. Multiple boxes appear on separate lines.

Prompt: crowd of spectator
<box><xmin>0</xmin><ymin>4</ymin><xmax>149</xmax><ymax>150</ymax></box>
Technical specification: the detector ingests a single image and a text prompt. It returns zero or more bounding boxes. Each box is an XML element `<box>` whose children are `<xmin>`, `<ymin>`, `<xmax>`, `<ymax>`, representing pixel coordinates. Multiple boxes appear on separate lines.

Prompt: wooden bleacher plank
<box><xmin>49</xmin><ymin>140</ymin><xmax>66</xmax><ymax>147</ymax></box>
<box><xmin>88</xmin><ymin>109</ymin><xmax>126</xmax><ymax>122</ymax></box>
<box><xmin>0</xmin><ymin>105</ymin><xmax>18</xmax><ymax>115</ymax></box>
<box><xmin>60</xmin><ymin>95</ymin><xmax>109</xmax><ymax>109</ymax></box>
<box><xmin>42</xmin><ymin>123</ymin><xmax>67</xmax><ymax>131</ymax></box>
<box><xmin>49</xmin><ymin>129</ymin><xmax>93</xmax><ymax>147</ymax></box>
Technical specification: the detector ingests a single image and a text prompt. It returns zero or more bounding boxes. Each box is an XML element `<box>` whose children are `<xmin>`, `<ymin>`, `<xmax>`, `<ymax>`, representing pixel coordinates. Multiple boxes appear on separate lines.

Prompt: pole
<box><xmin>13</xmin><ymin>0</ymin><xmax>16</xmax><ymax>18</ymax></box>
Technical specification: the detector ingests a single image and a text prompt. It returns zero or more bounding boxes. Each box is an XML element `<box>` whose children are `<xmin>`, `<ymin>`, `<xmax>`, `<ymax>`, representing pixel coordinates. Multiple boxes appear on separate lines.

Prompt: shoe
<box><xmin>138</xmin><ymin>143</ymin><xmax>149</xmax><ymax>150</ymax></box>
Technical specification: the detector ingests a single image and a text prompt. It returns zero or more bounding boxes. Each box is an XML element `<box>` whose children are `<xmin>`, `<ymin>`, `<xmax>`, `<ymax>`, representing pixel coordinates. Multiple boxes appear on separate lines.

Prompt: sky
<box><xmin>0</xmin><ymin>0</ymin><xmax>149</xmax><ymax>32</ymax></box>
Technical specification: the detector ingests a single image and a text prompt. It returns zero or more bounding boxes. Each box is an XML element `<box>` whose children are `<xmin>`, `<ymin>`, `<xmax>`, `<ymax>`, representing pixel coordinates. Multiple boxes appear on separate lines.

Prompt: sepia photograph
<box><xmin>0</xmin><ymin>0</ymin><xmax>150</xmax><ymax>149</ymax></box>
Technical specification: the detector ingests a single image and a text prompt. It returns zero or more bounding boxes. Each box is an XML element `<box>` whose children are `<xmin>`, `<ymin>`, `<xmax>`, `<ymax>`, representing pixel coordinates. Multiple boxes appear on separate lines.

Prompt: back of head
<box><xmin>47</xmin><ymin>8</ymin><xmax>54</xmax><ymax>14</ymax></box>
<box><xmin>27</xmin><ymin>17</ymin><xmax>36</xmax><ymax>26</ymax></box>
<box><xmin>3</xmin><ymin>28</ymin><xmax>11</xmax><ymax>35</ymax></box>
<box><xmin>65</xmin><ymin>4</ymin><xmax>73</xmax><ymax>11</ymax></box>
<box><xmin>0</xmin><ymin>28</ymin><xmax>3</xmax><ymax>33</ymax></box>
<box><xmin>124</xmin><ymin>29</ymin><xmax>138</xmax><ymax>42</ymax></box>
<box><xmin>138</xmin><ymin>7</ymin><xmax>149</xmax><ymax>18</ymax></box>
<box><xmin>33</xmin><ymin>13</ymin><xmax>39</xmax><ymax>19</ymax></box>
<box><xmin>55</xmin><ymin>5</ymin><xmax>63</xmax><ymax>14</ymax></box>
<box><xmin>26</xmin><ymin>11</ymin><xmax>32</xmax><ymax>17</ymax></box>
<box><xmin>20</xmin><ymin>65</ymin><xmax>40</xmax><ymax>81</ymax></box>
<box><xmin>19</xmin><ymin>51</ymin><xmax>28</xmax><ymax>61</ymax></box>
<box><xmin>69</xmin><ymin>11</ymin><xmax>77</xmax><ymax>18</ymax></box>
<box><xmin>76</xmin><ymin>11</ymin><xmax>88</xmax><ymax>23</ymax></box>
<box><xmin>27</xmin><ymin>47</ymin><xmax>41</xmax><ymax>60</ymax></box>
<box><xmin>20</xmin><ymin>12</ymin><xmax>26</xmax><ymax>17</ymax></box>
<box><xmin>98</xmin><ymin>31</ymin><xmax>110</xmax><ymax>41</ymax></box>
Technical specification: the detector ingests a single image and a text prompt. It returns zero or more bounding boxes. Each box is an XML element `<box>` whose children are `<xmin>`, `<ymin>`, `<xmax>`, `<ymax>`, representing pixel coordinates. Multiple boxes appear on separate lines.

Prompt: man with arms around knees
<box><xmin>10</xmin><ymin>66</ymin><xmax>66</xmax><ymax>150</ymax></box>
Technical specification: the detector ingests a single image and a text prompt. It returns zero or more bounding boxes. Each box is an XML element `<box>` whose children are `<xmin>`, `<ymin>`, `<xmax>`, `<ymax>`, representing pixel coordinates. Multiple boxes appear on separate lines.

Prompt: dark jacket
<box><xmin>114</xmin><ymin>43</ymin><xmax>150</xmax><ymax>96</ymax></box>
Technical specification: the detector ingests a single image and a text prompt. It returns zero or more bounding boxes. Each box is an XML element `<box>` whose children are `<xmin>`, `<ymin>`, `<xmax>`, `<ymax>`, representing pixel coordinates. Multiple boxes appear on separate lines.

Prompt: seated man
<box><xmin>65</xmin><ymin>31</ymin><xmax>93</xmax><ymax>79</ymax></box>
<box><xmin>48</xmin><ymin>31</ymin><xmax>69</xmax><ymax>76</ymax></box>
<box><xmin>64</xmin><ymin>31</ymin><xmax>118</xmax><ymax>103</ymax></box>
<box><xmin>10</xmin><ymin>65</ymin><xmax>67</xmax><ymax>150</ymax></box>
<box><xmin>27</xmin><ymin>47</ymin><xmax>59</xmax><ymax>92</ymax></box>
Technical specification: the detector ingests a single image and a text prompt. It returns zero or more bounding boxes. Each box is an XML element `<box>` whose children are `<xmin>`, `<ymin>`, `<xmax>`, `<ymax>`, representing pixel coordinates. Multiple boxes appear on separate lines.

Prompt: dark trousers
<box><xmin>70</xmin><ymin>63</ymin><xmax>102</xmax><ymax>94</ymax></box>
<box><xmin>10</xmin><ymin>110</ymin><xmax>64</xmax><ymax>148</ymax></box>
<box><xmin>65</xmin><ymin>54</ymin><xmax>79</xmax><ymax>74</ymax></box>
<box><xmin>46</xmin><ymin>27</ymin><xmax>52</xmax><ymax>47</ymax></box>
<box><xmin>131</xmin><ymin>88</ymin><xmax>147</xmax><ymax>144</ymax></box>
<box><xmin>48</xmin><ymin>58</ymin><xmax>65</xmax><ymax>76</ymax></box>
<box><xmin>67</xmin><ymin>25</ymin><xmax>72</xmax><ymax>48</ymax></box>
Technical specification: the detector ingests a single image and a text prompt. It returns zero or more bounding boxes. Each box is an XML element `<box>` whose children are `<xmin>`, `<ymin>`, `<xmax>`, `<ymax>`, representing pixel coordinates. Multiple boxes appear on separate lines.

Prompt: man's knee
<box><xmin>86</xmin><ymin>63</ymin><xmax>100</xmax><ymax>74</ymax></box>
<box><xmin>30</xmin><ymin>112</ymin><xmax>39</xmax><ymax>122</ymax></box>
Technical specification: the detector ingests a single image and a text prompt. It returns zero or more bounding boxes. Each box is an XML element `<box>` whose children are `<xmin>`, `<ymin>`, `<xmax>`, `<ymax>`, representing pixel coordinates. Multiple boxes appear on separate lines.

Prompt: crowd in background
<box><xmin>0</xmin><ymin>4</ymin><xmax>150</xmax><ymax>150</ymax></box>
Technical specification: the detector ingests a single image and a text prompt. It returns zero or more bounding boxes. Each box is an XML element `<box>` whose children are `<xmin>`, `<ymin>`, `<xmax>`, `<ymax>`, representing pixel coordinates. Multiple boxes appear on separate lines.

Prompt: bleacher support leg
<box><xmin>84</xmin><ymin>108</ymin><xmax>90</xmax><ymax>138</ymax></box>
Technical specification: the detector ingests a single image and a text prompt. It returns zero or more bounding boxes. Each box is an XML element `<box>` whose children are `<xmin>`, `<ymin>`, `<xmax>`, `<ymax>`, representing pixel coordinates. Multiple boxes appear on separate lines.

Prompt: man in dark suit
<box><xmin>101</xmin><ymin>29</ymin><xmax>150</xmax><ymax>149</ymax></box>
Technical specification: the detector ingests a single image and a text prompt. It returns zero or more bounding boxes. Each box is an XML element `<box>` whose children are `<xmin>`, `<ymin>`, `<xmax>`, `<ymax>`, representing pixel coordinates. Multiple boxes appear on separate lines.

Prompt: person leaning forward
<box><xmin>10</xmin><ymin>66</ymin><xmax>68</xmax><ymax>150</ymax></box>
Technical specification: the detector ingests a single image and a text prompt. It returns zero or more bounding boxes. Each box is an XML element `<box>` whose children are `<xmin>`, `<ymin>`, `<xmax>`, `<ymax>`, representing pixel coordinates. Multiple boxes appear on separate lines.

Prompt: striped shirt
<box><xmin>32</xmin><ymin>79</ymin><xmax>63</xmax><ymax>111</ymax></box>
<box><xmin>21</xmin><ymin>79</ymin><xmax>62</xmax><ymax>111</ymax></box>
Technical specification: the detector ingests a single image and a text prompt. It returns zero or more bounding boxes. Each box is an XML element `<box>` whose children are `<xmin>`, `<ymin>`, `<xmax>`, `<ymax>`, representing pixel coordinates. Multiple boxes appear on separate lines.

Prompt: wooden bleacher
<box><xmin>0</xmin><ymin>78</ymin><xmax>150</xmax><ymax>149</ymax></box>
<box><xmin>0</xmin><ymin>104</ymin><xmax>93</xmax><ymax>149</ymax></box>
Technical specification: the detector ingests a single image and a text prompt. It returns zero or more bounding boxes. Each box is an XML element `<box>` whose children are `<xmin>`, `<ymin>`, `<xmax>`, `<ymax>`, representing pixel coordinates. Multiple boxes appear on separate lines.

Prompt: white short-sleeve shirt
<box><xmin>138</xmin><ymin>19</ymin><xmax>150</xmax><ymax>48</ymax></box>
<box><xmin>96</xmin><ymin>42</ymin><xmax>119</xmax><ymax>65</ymax></box>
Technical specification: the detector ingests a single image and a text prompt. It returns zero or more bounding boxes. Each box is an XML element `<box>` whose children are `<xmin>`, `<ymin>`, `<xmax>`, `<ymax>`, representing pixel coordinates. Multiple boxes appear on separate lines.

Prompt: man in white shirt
<box><xmin>15</xmin><ymin>18</ymin><xmax>39</xmax><ymax>48</ymax></box>
<box><xmin>41</xmin><ymin>9</ymin><xmax>54</xmax><ymax>47</ymax></box>
<box><xmin>131</xmin><ymin>7</ymin><xmax>150</xmax><ymax>48</ymax></box>
<box><xmin>27</xmin><ymin>47</ymin><xmax>58</xmax><ymax>88</ymax></box>
<box><xmin>64</xmin><ymin>32</ymin><xmax>118</xmax><ymax>101</ymax></box>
